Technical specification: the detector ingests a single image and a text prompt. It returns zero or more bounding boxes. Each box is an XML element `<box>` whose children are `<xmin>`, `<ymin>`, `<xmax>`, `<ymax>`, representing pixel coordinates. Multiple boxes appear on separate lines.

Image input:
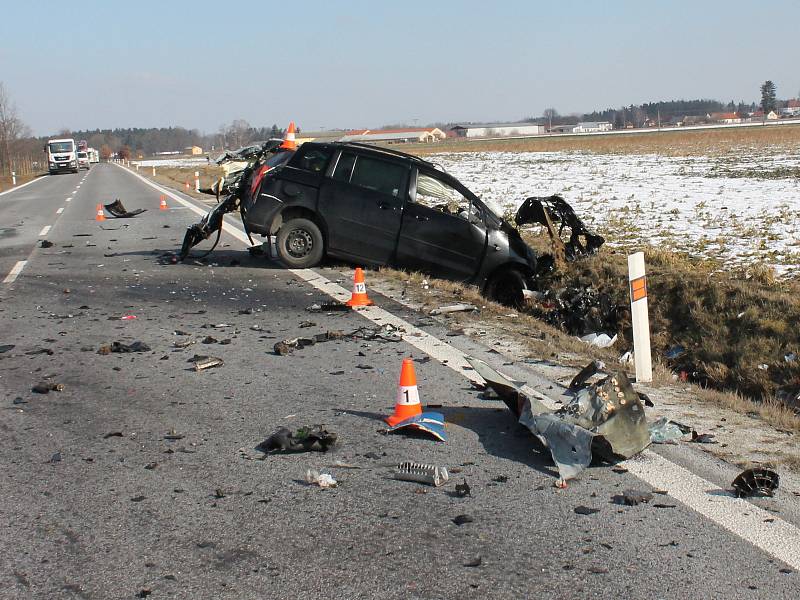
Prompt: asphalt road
<box><xmin>1</xmin><ymin>163</ymin><xmax>799</xmax><ymax>599</ymax></box>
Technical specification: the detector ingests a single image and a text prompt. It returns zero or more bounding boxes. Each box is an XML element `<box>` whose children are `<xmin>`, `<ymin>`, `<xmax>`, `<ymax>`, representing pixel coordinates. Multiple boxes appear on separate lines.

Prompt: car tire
<box><xmin>485</xmin><ymin>267</ymin><xmax>531</xmax><ymax>309</ymax></box>
<box><xmin>276</xmin><ymin>218</ymin><xmax>324</xmax><ymax>268</ymax></box>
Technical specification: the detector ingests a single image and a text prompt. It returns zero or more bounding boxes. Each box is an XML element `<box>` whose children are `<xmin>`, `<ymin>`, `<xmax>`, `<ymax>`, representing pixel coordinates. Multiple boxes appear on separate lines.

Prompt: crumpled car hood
<box><xmin>467</xmin><ymin>357</ymin><xmax>650</xmax><ymax>483</ymax></box>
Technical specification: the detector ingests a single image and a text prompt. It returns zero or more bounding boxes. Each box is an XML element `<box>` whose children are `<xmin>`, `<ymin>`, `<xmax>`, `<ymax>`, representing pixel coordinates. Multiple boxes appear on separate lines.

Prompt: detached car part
<box><xmin>104</xmin><ymin>199</ymin><xmax>146</xmax><ymax>218</ymax></box>
<box><xmin>732</xmin><ymin>468</ymin><xmax>779</xmax><ymax>498</ymax></box>
<box><xmin>467</xmin><ymin>357</ymin><xmax>650</xmax><ymax>483</ymax></box>
<box><xmin>515</xmin><ymin>195</ymin><xmax>605</xmax><ymax>260</ymax></box>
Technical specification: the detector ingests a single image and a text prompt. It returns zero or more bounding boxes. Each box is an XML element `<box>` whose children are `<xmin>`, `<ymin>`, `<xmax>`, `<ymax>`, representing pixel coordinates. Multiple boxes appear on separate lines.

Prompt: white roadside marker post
<box><xmin>628</xmin><ymin>251</ymin><xmax>652</xmax><ymax>382</ymax></box>
<box><xmin>194</xmin><ymin>171</ymin><xmax>200</xmax><ymax>192</ymax></box>
<box><xmin>11</xmin><ymin>171</ymin><xmax>16</xmax><ymax>186</ymax></box>
<box><xmin>152</xmin><ymin>166</ymin><xmax>156</xmax><ymax>177</ymax></box>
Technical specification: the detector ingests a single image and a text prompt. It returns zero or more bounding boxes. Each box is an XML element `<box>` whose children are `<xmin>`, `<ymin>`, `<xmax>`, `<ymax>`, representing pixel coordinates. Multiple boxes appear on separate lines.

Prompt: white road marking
<box><xmin>119</xmin><ymin>164</ymin><xmax>800</xmax><ymax>570</ymax></box>
<box><xmin>66</xmin><ymin>197</ymin><xmax>72</xmax><ymax>202</ymax></box>
<box><xmin>38</xmin><ymin>225</ymin><xmax>51</xmax><ymax>236</ymax></box>
<box><xmin>3</xmin><ymin>260</ymin><xmax>27</xmax><ymax>284</ymax></box>
<box><xmin>56</xmin><ymin>207</ymin><xmax>64</xmax><ymax>214</ymax></box>
<box><xmin>0</xmin><ymin>177</ymin><xmax>46</xmax><ymax>197</ymax></box>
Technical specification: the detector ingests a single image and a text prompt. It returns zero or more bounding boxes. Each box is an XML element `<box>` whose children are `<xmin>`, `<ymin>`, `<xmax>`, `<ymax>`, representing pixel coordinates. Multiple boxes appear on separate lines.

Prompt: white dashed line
<box><xmin>66</xmin><ymin>197</ymin><xmax>72</xmax><ymax>202</ymax></box>
<box><xmin>56</xmin><ymin>207</ymin><xmax>64</xmax><ymax>214</ymax></box>
<box><xmin>38</xmin><ymin>225</ymin><xmax>51</xmax><ymax>237</ymax></box>
<box><xmin>120</xmin><ymin>163</ymin><xmax>800</xmax><ymax>571</ymax></box>
<box><xmin>2</xmin><ymin>260</ymin><xmax>27</xmax><ymax>284</ymax></box>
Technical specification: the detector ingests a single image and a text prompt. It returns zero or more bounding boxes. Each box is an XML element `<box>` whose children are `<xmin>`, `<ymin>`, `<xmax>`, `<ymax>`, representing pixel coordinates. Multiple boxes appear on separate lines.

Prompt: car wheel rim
<box><xmin>286</xmin><ymin>228</ymin><xmax>313</xmax><ymax>259</ymax></box>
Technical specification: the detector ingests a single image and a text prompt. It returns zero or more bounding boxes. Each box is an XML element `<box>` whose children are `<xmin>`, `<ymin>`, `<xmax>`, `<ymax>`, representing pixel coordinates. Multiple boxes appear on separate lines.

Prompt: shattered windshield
<box><xmin>49</xmin><ymin>142</ymin><xmax>73</xmax><ymax>153</ymax></box>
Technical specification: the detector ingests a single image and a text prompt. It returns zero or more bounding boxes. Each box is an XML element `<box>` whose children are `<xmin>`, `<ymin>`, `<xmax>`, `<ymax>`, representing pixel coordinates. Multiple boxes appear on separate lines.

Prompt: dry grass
<box><xmin>695</xmin><ymin>387</ymin><xmax>800</xmax><ymax>434</ymax></box>
<box><xmin>0</xmin><ymin>172</ymin><xmax>46</xmax><ymax>193</ymax></box>
<box><xmin>400</xmin><ymin>123</ymin><xmax>800</xmax><ymax>157</ymax></box>
<box><xmin>133</xmin><ymin>164</ymin><xmax>222</xmax><ymax>202</ymax></box>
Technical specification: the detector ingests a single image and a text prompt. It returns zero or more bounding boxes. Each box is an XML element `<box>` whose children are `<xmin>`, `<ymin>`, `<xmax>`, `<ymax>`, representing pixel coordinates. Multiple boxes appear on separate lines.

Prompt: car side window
<box><xmin>291</xmin><ymin>147</ymin><xmax>333</xmax><ymax>173</ymax></box>
<box><xmin>415</xmin><ymin>172</ymin><xmax>478</xmax><ymax>222</ymax></box>
<box><xmin>349</xmin><ymin>156</ymin><xmax>407</xmax><ymax>197</ymax></box>
<box><xmin>332</xmin><ymin>152</ymin><xmax>357</xmax><ymax>182</ymax></box>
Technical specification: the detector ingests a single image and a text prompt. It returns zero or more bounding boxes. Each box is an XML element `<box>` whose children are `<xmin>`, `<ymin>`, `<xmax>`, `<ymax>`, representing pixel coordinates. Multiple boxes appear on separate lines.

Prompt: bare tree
<box><xmin>0</xmin><ymin>82</ymin><xmax>31</xmax><ymax>176</ymax></box>
<box><xmin>219</xmin><ymin>119</ymin><xmax>253</xmax><ymax>150</ymax></box>
<box><xmin>543</xmin><ymin>107</ymin><xmax>559</xmax><ymax>131</ymax></box>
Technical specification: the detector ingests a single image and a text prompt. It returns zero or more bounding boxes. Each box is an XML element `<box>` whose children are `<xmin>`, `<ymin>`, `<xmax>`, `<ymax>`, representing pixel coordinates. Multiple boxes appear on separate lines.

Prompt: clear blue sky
<box><xmin>1</xmin><ymin>0</ymin><xmax>798</xmax><ymax>136</ymax></box>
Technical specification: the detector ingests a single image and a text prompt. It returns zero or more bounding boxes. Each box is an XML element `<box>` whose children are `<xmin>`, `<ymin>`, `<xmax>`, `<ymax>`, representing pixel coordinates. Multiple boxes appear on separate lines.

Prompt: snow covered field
<box><xmin>432</xmin><ymin>151</ymin><xmax>800</xmax><ymax>276</ymax></box>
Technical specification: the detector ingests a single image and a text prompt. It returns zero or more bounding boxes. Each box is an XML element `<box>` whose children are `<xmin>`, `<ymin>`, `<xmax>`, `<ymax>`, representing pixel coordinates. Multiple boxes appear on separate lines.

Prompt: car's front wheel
<box><xmin>276</xmin><ymin>218</ymin><xmax>324</xmax><ymax>268</ymax></box>
<box><xmin>485</xmin><ymin>267</ymin><xmax>532</xmax><ymax>309</ymax></box>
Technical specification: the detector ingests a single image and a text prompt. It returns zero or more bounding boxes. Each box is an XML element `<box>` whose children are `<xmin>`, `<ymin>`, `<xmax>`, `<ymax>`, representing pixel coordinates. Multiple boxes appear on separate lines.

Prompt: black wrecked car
<box><xmin>181</xmin><ymin>142</ymin><xmax>601</xmax><ymax>306</ymax></box>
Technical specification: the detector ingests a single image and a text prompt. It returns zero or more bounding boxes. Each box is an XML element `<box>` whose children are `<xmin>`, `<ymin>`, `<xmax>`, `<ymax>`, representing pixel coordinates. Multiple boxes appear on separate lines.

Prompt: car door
<box><xmin>395</xmin><ymin>168</ymin><xmax>487</xmax><ymax>281</ymax></box>
<box><xmin>318</xmin><ymin>151</ymin><xmax>407</xmax><ymax>264</ymax></box>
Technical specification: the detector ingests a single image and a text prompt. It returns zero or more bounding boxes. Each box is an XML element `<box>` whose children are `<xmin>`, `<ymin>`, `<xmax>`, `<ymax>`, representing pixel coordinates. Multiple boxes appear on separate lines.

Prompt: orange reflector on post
<box><xmin>630</xmin><ymin>276</ymin><xmax>647</xmax><ymax>302</ymax></box>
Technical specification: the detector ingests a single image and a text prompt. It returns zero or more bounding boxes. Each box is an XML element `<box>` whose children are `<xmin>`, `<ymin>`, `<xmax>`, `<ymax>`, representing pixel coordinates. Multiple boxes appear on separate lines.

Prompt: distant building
<box><xmin>548</xmin><ymin>124</ymin><xmax>577</xmax><ymax>134</ymax></box>
<box><xmin>338</xmin><ymin>128</ymin><xmax>446</xmax><ymax>144</ymax></box>
<box><xmin>448</xmin><ymin>123</ymin><xmax>545</xmax><ymax>138</ymax></box>
<box><xmin>780</xmin><ymin>99</ymin><xmax>800</xmax><ymax>117</ymax></box>
<box><xmin>708</xmin><ymin>112</ymin><xmax>742</xmax><ymax>124</ymax></box>
<box><xmin>572</xmin><ymin>121</ymin><xmax>612</xmax><ymax>133</ymax></box>
<box><xmin>185</xmin><ymin>146</ymin><xmax>203</xmax><ymax>155</ymax></box>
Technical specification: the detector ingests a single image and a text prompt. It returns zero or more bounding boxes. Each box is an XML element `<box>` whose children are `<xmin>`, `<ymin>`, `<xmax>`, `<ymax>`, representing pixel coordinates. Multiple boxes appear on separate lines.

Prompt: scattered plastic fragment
<box><xmin>732</xmin><ymin>468</ymin><xmax>779</xmax><ymax>498</ymax></box>
<box><xmin>386</xmin><ymin>412</ymin><xmax>448</xmax><ymax>442</ymax></box>
<box><xmin>40</xmin><ymin>240</ymin><xmax>54</xmax><ymax>248</ymax></box>
<box><xmin>306</xmin><ymin>302</ymin><xmax>351</xmax><ymax>313</ymax></box>
<box><xmin>392</xmin><ymin>461</ymin><xmax>449</xmax><ymax>487</ymax></box>
<box><xmin>430</xmin><ymin>303</ymin><xmax>478</xmax><ymax>316</ymax></box>
<box><xmin>648</xmin><ymin>417</ymin><xmax>690</xmax><ymax>444</ymax></box>
<box><xmin>0</xmin><ymin>344</ymin><xmax>14</xmax><ymax>353</ymax></box>
<box><xmin>690</xmin><ymin>431</ymin><xmax>717</xmax><ymax>444</ymax></box>
<box><xmin>120</xmin><ymin>315</ymin><xmax>137</xmax><ymax>321</ymax></box>
<box><xmin>613</xmin><ymin>489</ymin><xmax>654</xmax><ymax>506</ymax></box>
<box><xmin>164</xmin><ymin>429</ymin><xmax>185</xmax><ymax>440</ymax></box>
<box><xmin>32</xmin><ymin>382</ymin><xmax>64</xmax><ymax>394</ymax></box>
<box><xmin>452</xmin><ymin>514</ymin><xmax>473</xmax><ymax>525</ymax></box>
<box><xmin>99</xmin><ymin>341</ymin><xmax>151</xmax><ymax>354</ymax></box>
<box><xmin>104</xmin><ymin>199</ymin><xmax>147</xmax><ymax>218</ymax></box>
<box><xmin>569</xmin><ymin>360</ymin><xmax>605</xmax><ymax>391</ymax></box>
<box><xmin>580</xmin><ymin>333</ymin><xmax>617</xmax><ymax>348</ymax></box>
<box><xmin>305</xmin><ymin>469</ymin><xmax>337</xmax><ymax>488</ymax></box>
<box><xmin>454</xmin><ymin>479</ymin><xmax>471</xmax><ymax>497</ymax></box>
<box><xmin>574</xmin><ymin>505</ymin><xmax>600</xmax><ymax>515</ymax></box>
<box><xmin>194</xmin><ymin>357</ymin><xmax>223</xmax><ymax>371</ymax></box>
<box><xmin>463</xmin><ymin>556</ymin><xmax>482</xmax><ymax>568</ymax></box>
<box><xmin>257</xmin><ymin>426</ymin><xmax>337</xmax><ymax>453</ymax></box>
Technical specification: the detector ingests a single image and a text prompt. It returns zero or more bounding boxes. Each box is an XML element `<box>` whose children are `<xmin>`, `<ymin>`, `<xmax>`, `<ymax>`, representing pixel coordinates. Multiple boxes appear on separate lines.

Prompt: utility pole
<box><xmin>657</xmin><ymin>110</ymin><xmax>661</xmax><ymax>130</ymax></box>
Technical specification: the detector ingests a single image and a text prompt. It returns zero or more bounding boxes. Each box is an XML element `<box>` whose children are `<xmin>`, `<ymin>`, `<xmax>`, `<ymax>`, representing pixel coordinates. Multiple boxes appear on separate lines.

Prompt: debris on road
<box><xmin>648</xmin><ymin>417</ymin><xmax>691</xmax><ymax>444</ymax></box>
<box><xmin>164</xmin><ymin>429</ymin><xmax>185</xmax><ymax>440</ymax></box>
<box><xmin>392</xmin><ymin>461</ymin><xmax>449</xmax><ymax>487</ymax></box>
<box><xmin>40</xmin><ymin>240</ymin><xmax>54</xmax><ymax>248</ymax></box>
<box><xmin>430</xmin><ymin>303</ymin><xmax>478</xmax><ymax>316</ymax></box>
<box><xmin>454</xmin><ymin>479</ymin><xmax>472</xmax><ymax>497</ymax></box>
<box><xmin>574</xmin><ymin>505</ymin><xmax>601</xmax><ymax>515</ymax></box>
<box><xmin>31</xmin><ymin>381</ymin><xmax>64</xmax><ymax>394</ymax></box>
<box><xmin>732</xmin><ymin>468</ymin><xmax>779</xmax><ymax>498</ymax></box>
<box><xmin>468</xmin><ymin>357</ymin><xmax>650</xmax><ymax>483</ymax></box>
<box><xmin>307</xmin><ymin>302</ymin><xmax>352</xmax><ymax>313</ymax></box>
<box><xmin>98</xmin><ymin>341</ymin><xmax>151</xmax><ymax>354</ymax></box>
<box><xmin>305</xmin><ymin>469</ymin><xmax>337</xmax><ymax>488</ymax></box>
<box><xmin>104</xmin><ymin>199</ymin><xmax>147</xmax><ymax>218</ymax></box>
<box><xmin>580</xmin><ymin>333</ymin><xmax>618</xmax><ymax>348</ymax></box>
<box><xmin>386</xmin><ymin>412</ymin><xmax>447</xmax><ymax>441</ymax></box>
<box><xmin>690</xmin><ymin>431</ymin><xmax>717</xmax><ymax>444</ymax></box>
<box><xmin>0</xmin><ymin>344</ymin><xmax>15</xmax><ymax>353</ymax></box>
<box><xmin>568</xmin><ymin>360</ymin><xmax>606</xmax><ymax>391</ymax></box>
<box><xmin>194</xmin><ymin>356</ymin><xmax>223</xmax><ymax>371</ymax></box>
<box><xmin>613</xmin><ymin>489</ymin><xmax>654</xmax><ymax>506</ymax></box>
<box><xmin>452</xmin><ymin>514</ymin><xmax>474</xmax><ymax>525</ymax></box>
<box><xmin>463</xmin><ymin>555</ymin><xmax>482</xmax><ymax>568</ymax></box>
<box><xmin>257</xmin><ymin>425</ymin><xmax>337</xmax><ymax>453</ymax></box>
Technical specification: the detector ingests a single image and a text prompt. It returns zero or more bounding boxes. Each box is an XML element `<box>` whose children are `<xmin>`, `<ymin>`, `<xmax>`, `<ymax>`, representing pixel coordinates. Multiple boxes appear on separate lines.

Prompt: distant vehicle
<box><xmin>77</xmin><ymin>151</ymin><xmax>90</xmax><ymax>170</ymax></box>
<box><xmin>87</xmin><ymin>148</ymin><xmax>99</xmax><ymax>163</ymax></box>
<box><xmin>46</xmin><ymin>138</ymin><xmax>79</xmax><ymax>174</ymax></box>
<box><xmin>77</xmin><ymin>139</ymin><xmax>88</xmax><ymax>152</ymax></box>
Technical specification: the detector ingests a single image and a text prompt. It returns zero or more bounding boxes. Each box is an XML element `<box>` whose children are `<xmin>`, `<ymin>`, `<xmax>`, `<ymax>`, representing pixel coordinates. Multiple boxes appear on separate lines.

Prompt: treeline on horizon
<box><xmin>23</xmin><ymin>96</ymin><xmax>792</xmax><ymax>159</ymax></box>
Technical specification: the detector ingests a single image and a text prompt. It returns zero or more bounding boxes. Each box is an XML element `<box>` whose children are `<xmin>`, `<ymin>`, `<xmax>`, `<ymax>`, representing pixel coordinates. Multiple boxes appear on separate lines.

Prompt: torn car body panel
<box><xmin>467</xmin><ymin>357</ymin><xmax>650</xmax><ymax>482</ymax></box>
<box><xmin>515</xmin><ymin>195</ymin><xmax>605</xmax><ymax>260</ymax></box>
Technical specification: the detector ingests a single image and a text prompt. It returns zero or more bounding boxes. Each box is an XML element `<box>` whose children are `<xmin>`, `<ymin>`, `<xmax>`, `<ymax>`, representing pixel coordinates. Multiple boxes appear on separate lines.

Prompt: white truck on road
<box><xmin>47</xmin><ymin>138</ymin><xmax>79</xmax><ymax>174</ymax></box>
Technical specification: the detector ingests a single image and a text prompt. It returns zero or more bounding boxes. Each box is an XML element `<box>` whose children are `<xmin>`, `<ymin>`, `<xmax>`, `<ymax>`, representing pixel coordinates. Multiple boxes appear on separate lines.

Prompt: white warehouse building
<box><xmin>572</xmin><ymin>121</ymin><xmax>613</xmax><ymax>133</ymax></box>
<box><xmin>449</xmin><ymin>123</ymin><xmax>546</xmax><ymax>138</ymax></box>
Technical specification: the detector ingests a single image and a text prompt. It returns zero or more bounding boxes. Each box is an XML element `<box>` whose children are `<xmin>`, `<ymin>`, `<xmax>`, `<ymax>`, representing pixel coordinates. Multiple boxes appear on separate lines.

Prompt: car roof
<box><xmin>303</xmin><ymin>141</ymin><xmax>439</xmax><ymax>170</ymax></box>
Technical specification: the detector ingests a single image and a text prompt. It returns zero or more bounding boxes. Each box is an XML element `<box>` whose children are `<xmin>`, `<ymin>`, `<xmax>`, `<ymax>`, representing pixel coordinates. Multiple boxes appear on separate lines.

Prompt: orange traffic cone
<box><xmin>385</xmin><ymin>358</ymin><xmax>422</xmax><ymax>427</ymax></box>
<box><xmin>346</xmin><ymin>267</ymin><xmax>373</xmax><ymax>307</ymax></box>
<box><xmin>159</xmin><ymin>195</ymin><xmax>168</xmax><ymax>210</ymax></box>
<box><xmin>95</xmin><ymin>204</ymin><xmax>106</xmax><ymax>221</ymax></box>
<box><xmin>280</xmin><ymin>121</ymin><xmax>297</xmax><ymax>150</ymax></box>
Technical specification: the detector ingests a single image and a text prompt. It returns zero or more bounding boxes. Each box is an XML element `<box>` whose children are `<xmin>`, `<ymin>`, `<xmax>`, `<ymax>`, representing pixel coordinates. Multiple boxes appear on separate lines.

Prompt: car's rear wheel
<box><xmin>485</xmin><ymin>267</ymin><xmax>531</xmax><ymax>309</ymax></box>
<box><xmin>276</xmin><ymin>218</ymin><xmax>324</xmax><ymax>268</ymax></box>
